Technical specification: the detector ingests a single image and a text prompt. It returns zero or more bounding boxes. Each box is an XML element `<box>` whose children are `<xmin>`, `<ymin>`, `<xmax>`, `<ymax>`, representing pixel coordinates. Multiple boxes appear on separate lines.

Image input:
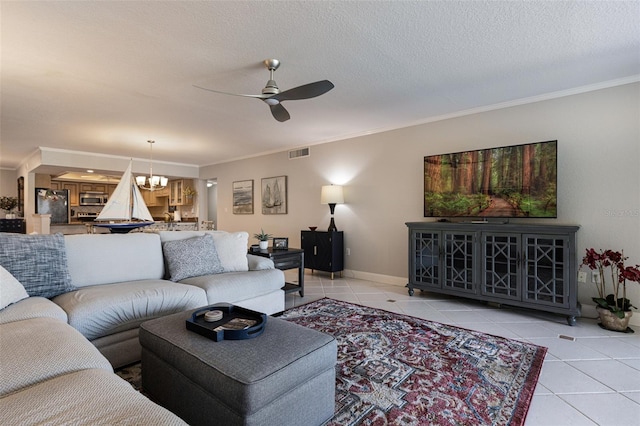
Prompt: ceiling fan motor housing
<box><xmin>262</xmin><ymin>79</ymin><xmax>280</xmax><ymax>95</ymax></box>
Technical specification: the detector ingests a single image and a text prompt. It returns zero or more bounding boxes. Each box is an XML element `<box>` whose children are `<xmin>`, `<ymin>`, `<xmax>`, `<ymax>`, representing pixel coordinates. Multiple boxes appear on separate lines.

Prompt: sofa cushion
<box><xmin>0</xmin><ymin>317</ymin><xmax>112</xmax><ymax>397</ymax></box>
<box><xmin>0</xmin><ymin>233</ymin><xmax>75</xmax><ymax>298</ymax></box>
<box><xmin>0</xmin><ymin>369</ymin><xmax>187</xmax><ymax>425</ymax></box>
<box><xmin>158</xmin><ymin>230</ymin><xmax>249</xmax><ymax>272</ymax></box>
<box><xmin>52</xmin><ymin>279</ymin><xmax>207</xmax><ymax>340</ymax></box>
<box><xmin>64</xmin><ymin>233</ymin><xmax>165</xmax><ymax>287</ymax></box>
<box><xmin>179</xmin><ymin>268</ymin><xmax>284</xmax><ymax>305</ymax></box>
<box><xmin>0</xmin><ymin>264</ymin><xmax>29</xmax><ymax>309</ymax></box>
<box><xmin>0</xmin><ymin>296</ymin><xmax>68</xmax><ymax>325</ymax></box>
<box><xmin>162</xmin><ymin>234</ymin><xmax>223</xmax><ymax>282</ymax></box>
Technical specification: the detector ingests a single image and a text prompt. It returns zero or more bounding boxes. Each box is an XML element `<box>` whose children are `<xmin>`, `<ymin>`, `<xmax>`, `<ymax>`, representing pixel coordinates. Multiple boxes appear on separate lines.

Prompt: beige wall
<box><xmin>0</xmin><ymin>169</ymin><xmax>18</xmax><ymax>197</ymax></box>
<box><xmin>202</xmin><ymin>82</ymin><xmax>640</xmax><ymax>324</ymax></box>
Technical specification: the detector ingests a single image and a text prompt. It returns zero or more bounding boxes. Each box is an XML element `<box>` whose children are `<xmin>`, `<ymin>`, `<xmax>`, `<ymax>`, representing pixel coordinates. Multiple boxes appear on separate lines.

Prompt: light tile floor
<box><xmin>284</xmin><ymin>271</ymin><xmax>640</xmax><ymax>426</ymax></box>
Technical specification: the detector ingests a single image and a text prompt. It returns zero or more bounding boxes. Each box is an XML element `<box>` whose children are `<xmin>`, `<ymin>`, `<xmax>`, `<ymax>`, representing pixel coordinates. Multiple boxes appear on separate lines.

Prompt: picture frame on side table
<box><xmin>273</xmin><ymin>237</ymin><xmax>289</xmax><ymax>250</ymax></box>
<box><xmin>232</xmin><ymin>180</ymin><xmax>254</xmax><ymax>214</ymax></box>
<box><xmin>261</xmin><ymin>176</ymin><xmax>287</xmax><ymax>214</ymax></box>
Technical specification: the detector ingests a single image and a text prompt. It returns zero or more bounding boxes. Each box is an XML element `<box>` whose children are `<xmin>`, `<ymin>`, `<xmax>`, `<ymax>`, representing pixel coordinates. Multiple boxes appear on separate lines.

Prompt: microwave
<box><xmin>80</xmin><ymin>192</ymin><xmax>108</xmax><ymax>206</ymax></box>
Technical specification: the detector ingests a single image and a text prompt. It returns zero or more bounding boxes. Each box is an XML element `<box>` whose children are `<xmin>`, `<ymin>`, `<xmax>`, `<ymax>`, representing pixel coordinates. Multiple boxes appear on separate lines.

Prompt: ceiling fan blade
<box><xmin>270</xmin><ymin>103</ymin><xmax>290</xmax><ymax>122</ymax></box>
<box><xmin>193</xmin><ymin>85</ymin><xmax>268</xmax><ymax>99</ymax></box>
<box><xmin>271</xmin><ymin>80</ymin><xmax>334</xmax><ymax>102</ymax></box>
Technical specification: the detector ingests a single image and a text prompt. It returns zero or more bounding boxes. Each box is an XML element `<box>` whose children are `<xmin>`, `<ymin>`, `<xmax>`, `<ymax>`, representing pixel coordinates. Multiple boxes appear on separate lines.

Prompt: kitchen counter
<box><xmin>51</xmin><ymin>221</ymin><xmax>199</xmax><ymax>235</ymax></box>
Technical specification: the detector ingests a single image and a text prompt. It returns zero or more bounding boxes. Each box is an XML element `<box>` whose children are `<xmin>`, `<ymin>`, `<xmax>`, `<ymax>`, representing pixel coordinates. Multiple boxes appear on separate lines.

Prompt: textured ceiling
<box><xmin>1</xmin><ymin>1</ymin><xmax>639</xmax><ymax>170</ymax></box>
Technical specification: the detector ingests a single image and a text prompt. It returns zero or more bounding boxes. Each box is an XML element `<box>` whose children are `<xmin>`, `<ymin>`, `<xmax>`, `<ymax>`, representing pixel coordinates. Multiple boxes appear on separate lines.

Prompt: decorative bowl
<box><xmin>309</xmin><ymin>226</ymin><xmax>317</xmax><ymax>231</ymax></box>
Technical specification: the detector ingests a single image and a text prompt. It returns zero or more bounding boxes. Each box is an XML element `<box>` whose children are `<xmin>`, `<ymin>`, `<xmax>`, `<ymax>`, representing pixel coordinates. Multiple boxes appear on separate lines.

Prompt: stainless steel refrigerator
<box><xmin>35</xmin><ymin>188</ymin><xmax>69</xmax><ymax>224</ymax></box>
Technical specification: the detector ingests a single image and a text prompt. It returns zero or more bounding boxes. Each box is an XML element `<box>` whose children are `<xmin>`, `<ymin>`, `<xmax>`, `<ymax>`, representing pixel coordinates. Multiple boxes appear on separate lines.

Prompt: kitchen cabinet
<box><xmin>142</xmin><ymin>188</ymin><xmax>169</xmax><ymax>207</ymax></box>
<box><xmin>406</xmin><ymin>222</ymin><xmax>580</xmax><ymax>325</ymax></box>
<box><xmin>301</xmin><ymin>231</ymin><xmax>344</xmax><ymax>279</ymax></box>
<box><xmin>79</xmin><ymin>183</ymin><xmax>109</xmax><ymax>193</ymax></box>
<box><xmin>169</xmin><ymin>179</ymin><xmax>193</xmax><ymax>206</ymax></box>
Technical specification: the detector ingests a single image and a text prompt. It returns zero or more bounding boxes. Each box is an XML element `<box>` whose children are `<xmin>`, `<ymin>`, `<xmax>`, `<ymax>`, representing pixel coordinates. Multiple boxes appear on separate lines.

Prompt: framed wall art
<box><xmin>232</xmin><ymin>180</ymin><xmax>254</xmax><ymax>214</ymax></box>
<box><xmin>17</xmin><ymin>176</ymin><xmax>24</xmax><ymax>214</ymax></box>
<box><xmin>261</xmin><ymin>176</ymin><xmax>287</xmax><ymax>214</ymax></box>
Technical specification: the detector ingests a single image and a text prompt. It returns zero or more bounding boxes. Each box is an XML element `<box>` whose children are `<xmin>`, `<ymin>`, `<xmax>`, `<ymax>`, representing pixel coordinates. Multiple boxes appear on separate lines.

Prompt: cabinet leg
<box><xmin>566</xmin><ymin>316</ymin><xmax>577</xmax><ymax>326</ymax></box>
<box><xmin>330</xmin><ymin>272</ymin><xmax>334</xmax><ymax>280</ymax></box>
<box><xmin>408</xmin><ymin>288</ymin><xmax>414</xmax><ymax>296</ymax></box>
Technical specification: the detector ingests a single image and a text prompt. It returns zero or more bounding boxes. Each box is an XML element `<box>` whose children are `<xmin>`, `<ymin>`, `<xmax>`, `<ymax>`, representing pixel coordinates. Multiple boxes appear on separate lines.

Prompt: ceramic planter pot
<box><xmin>259</xmin><ymin>240</ymin><xmax>269</xmax><ymax>250</ymax></box>
<box><xmin>596</xmin><ymin>306</ymin><xmax>632</xmax><ymax>331</ymax></box>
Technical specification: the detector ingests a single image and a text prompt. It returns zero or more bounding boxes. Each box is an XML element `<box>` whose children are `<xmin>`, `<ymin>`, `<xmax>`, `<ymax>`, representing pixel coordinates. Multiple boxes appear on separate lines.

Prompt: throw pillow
<box><xmin>0</xmin><ymin>264</ymin><xmax>29</xmax><ymax>309</ymax></box>
<box><xmin>162</xmin><ymin>234</ymin><xmax>224</xmax><ymax>282</ymax></box>
<box><xmin>210</xmin><ymin>231</ymin><xmax>249</xmax><ymax>272</ymax></box>
<box><xmin>0</xmin><ymin>233</ymin><xmax>75</xmax><ymax>299</ymax></box>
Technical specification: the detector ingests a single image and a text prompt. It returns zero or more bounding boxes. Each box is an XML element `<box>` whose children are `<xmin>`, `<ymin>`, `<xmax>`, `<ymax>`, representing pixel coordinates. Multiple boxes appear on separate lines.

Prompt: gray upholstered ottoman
<box><xmin>139</xmin><ymin>308</ymin><xmax>337</xmax><ymax>426</ymax></box>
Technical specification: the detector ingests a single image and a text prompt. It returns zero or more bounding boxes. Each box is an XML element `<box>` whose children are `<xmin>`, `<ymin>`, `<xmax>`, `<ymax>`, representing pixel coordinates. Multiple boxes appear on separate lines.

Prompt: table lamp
<box><xmin>320</xmin><ymin>185</ymin><xmax>344</xmax><ymax>232</ymax></box>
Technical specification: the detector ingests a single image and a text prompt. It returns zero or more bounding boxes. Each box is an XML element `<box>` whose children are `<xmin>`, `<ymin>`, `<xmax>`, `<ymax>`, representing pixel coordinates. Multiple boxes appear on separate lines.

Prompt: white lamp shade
<box><xmin>321</xmin><ymin>185</ymin><xmax>344</xmax><ymax>204</ymax></box>
<box><xmin>136</xmin><ymin>176</ymin><xmax>146</xmax><ymax>186</ymax></box>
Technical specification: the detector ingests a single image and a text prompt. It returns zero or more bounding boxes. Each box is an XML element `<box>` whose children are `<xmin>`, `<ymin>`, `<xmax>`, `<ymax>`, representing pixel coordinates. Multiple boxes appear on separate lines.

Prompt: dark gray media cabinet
<box><xmin>406</xmin><ymin>222</ymin><xmax>581</xmax><ymax>325</ymax></box>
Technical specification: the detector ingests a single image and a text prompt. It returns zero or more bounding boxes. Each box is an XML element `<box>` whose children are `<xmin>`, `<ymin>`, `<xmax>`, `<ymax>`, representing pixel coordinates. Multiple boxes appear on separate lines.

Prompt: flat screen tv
<box><xmin>424</xmin><ymin>140</ymin><xmax>557</xmax><ymax>218</ymax></box>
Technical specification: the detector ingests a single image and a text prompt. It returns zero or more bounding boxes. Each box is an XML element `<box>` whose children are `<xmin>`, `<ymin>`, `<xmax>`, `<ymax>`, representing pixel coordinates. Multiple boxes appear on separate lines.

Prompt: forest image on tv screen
<box><xmin>424</xmin><ymin>140</ymin><xmax>557</xmax><ymax>218</ymax></box>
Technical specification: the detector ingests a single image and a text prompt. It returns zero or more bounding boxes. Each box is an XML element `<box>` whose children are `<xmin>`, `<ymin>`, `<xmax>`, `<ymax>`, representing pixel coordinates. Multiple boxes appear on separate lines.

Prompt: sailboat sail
<box><xmin>96</xmin><ymin>161</ymin><xmax>153</xmax><ymax>222</ymax></box>
<box><xmin>131</xmin><ymin>180</ymin><xmax>153</xmax><ymax>221</ymax></box>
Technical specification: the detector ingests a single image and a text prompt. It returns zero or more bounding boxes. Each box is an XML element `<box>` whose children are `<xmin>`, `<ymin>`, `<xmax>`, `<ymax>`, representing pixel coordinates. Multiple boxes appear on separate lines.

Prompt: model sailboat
<box><xmin>93</xmin><ymin>161</ymin><xmax>155</xmax><ymax>233</ymax></box>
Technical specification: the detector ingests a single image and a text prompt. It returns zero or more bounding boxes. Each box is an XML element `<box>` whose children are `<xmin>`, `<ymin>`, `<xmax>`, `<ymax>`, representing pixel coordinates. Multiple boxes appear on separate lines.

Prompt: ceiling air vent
<box><xmin>288</xmin><ymin>147</ymin><xmax>310</xmax><ymax>160</ymax></box>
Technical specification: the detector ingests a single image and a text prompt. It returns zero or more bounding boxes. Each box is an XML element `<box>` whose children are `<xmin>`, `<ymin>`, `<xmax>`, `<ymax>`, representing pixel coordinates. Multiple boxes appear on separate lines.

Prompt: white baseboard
<box><xmin>342</xmin><ymin>269</ymin><xmax>407</xmax><ymax>287</ymax></box>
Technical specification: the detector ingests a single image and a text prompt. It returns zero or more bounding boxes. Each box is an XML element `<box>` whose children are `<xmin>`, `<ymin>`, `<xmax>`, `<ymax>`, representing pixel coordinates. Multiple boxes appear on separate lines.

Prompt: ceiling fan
<box><xmin>194</xmin><ymin>59</ymin><xmax>334</xmax><ymax>122</ymax></box>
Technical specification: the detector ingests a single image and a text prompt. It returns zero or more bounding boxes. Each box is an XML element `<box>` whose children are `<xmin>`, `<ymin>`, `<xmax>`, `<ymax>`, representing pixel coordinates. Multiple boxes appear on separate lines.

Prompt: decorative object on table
<box><xmin>253</xmin><ymin>228</ymin><xmax>272</xmax><ymax>249</ymax></box>
<box><xmin>580</xmin><ymin>248</ymin><xmax>640</xmax><ymax>332</ymax></box>
<box><xmin>0</xmin><ymin>196</ymin><xmax>18</xmax><ymax>219</ymax></box>
<box><xmin>186</xmin><ymin>303</ymin><xmax>266</xmax><ymax>342</ymax></box>
<box><xmin>272</xmin><ymin>237</ymin><xmax>288</xmax><ymax>250</ymax></box>
<box><xmin>232</xmin><ymin>180</ymin><xmax>254</xmax><ymax>214</ymax></box>
<box><xmin>308</xmin><ymin>226</ymin><xmax>317</xmax><ymax>231</ymax></box>
<box><xmin>279</xmin><ymin>298</ymin><xmax>546</xmax><ymax>426</ymax></box>
<box><xmin>94</xmin><ymin>160</ymin><xmax>154</xmax><ymax>233</ymax></box>
<box><xmin>261</xmin><ymin>176</ymin><xmax>287</xmax><ymax>214</ymax></box>
<box><xmin>136</xmin><ymin>140</ymin><xmax>168</xmax><ymax>191</ymax></box>
<box><xmin>320</xmin><ymin>184</ymin><xmax>344</xmax><ymax>232</ymax></box>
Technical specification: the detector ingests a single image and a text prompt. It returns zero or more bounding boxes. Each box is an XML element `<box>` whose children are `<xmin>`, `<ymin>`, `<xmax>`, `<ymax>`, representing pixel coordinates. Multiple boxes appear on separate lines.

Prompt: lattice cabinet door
<box><xmin>481</xmin><ymin>233</ymin><xmax>521</xmax><ymax>301</ymax></box>
<box><xmin>442</xmin><ymin>232</ymin><xmax>476</xmax><ymax>294</ymax></box>
<box><xmin>522</xmin><ymin>234</ymin><xmax>570</xmax><ymax>309</ymax></box>
<box><xmin>409</xmin><ymin>230</ymin><xmax>441</xmax><ymax>294</ymax></box>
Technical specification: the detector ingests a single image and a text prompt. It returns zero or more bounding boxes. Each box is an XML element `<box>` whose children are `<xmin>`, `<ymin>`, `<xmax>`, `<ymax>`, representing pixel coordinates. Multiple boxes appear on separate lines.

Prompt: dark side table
<box><xmin>250</xmin><ymin>247</ymin><xmax>305</xmax><ymax>297</ymax></box>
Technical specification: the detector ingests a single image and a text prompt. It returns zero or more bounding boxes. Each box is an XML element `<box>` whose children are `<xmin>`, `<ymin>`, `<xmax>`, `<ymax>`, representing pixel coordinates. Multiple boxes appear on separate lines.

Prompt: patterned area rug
<box><xmin>117</xmin><ymin>298</ymin><xmax>546</xmax><ymax>425</ymax></box>
<box><xmin>278</xmin><ymin>298</ymin><xmax>546</xmax><ymax>426</ymax></box>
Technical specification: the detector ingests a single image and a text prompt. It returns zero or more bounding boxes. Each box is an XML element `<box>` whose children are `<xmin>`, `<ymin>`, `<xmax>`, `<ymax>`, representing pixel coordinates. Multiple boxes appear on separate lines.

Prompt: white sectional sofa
<box><xmin>0</xmin><ymin>230</ymin><xmax>285</xmax><ymax>425</ymax></box>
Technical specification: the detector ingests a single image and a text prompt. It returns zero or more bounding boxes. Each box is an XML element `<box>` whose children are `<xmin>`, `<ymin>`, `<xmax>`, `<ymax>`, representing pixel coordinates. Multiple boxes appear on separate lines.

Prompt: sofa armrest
<box><xmin>247</xmin><ymin>254</ymin><xmax>275</xmax><ymax>271</ymax></box>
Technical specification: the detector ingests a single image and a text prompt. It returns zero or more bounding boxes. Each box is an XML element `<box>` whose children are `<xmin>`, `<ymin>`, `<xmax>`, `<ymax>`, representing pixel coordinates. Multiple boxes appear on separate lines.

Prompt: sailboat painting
<box><xmin>261</xmin><ymin>176</ymin><xmax>287</xmax><ymax>215</ymax></box>
<box><xmin>93</xmin><ymin>161</ymin><xmax>155</xmax><ymax>233</ymax></box>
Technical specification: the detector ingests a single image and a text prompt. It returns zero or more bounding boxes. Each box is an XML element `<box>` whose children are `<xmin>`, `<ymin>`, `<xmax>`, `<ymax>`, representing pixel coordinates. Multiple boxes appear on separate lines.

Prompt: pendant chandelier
<box><xmin>136</xmin><ymin>140</ymin><xmax>168</xmax><ymax>191</ymax></box>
